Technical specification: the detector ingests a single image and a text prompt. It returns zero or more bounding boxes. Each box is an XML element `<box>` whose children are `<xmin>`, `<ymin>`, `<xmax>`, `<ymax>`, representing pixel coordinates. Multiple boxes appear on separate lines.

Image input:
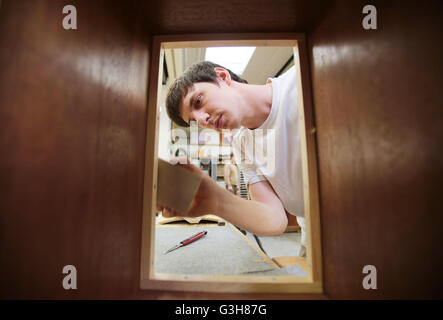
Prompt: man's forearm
<box><xmin>215</xmin><ymin>188</ymin><xmax>288</xmax><ymax>236</ymax></box>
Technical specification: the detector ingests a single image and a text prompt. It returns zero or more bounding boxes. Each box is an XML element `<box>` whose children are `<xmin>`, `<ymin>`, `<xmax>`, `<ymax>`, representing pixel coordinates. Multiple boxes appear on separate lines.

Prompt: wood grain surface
<box><xmin>1</xmin><ymin>0</ymin><xmax>441</xmax><ymax>299</ymax></box>
<box><xmin>157</xmin><ymin>159</ymin><xmax>202</xmax><ymax>214</ymax></box>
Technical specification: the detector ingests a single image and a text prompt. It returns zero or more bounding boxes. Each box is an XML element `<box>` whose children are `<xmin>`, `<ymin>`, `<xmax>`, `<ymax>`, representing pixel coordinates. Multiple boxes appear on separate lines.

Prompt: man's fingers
<box><xmin>162</xmin><ymin>207</ymin><xmax>183</xmax><ymax>218</ymax></box>
<box><xmin>162</xmin><ymin>207</ymin><xmax>173</xmax><ymax>217</ymax></box>
<box><xmin>178</xmin><ymin>162</ymin><xmax>203</xmax><ymax>175</ymax></box>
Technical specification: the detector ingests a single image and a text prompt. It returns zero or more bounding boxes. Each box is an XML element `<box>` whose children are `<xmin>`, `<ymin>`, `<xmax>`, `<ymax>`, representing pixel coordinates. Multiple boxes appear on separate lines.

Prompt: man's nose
<box><xmin>194</xmin><ymin>110</ymin><xmax>210</xmax><ymax>127</ymax></box>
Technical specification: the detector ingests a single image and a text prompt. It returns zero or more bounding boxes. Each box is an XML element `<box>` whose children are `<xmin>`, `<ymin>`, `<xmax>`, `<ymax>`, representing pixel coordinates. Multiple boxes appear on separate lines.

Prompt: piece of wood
<box><xmin>229</xmin><ymin>223</ymin><xmax>281</xmax><ymax>270</ymax></box>
<box><xmin>157</xmin><ymin>159</ymin><xmax>202</xmax><ymax>214</ymax></box>
<box><xmin>285</xmin><ymin>212</ymin><xmax>300</xmax><ymax>231</ymax></box>
<box><xmin>293</xmin><ymin>37</ymin><xmax>323</xmax><ymax>283</ymax></box>
<box><xmin>272</xmin><ymin>256</ymin><xmax>309</xmax><ymax>274</ymax></box>
<box><xmin>142</xmin><ymin>274</ymin><xmax>321</xmax><ymax>294</ymax></box>
<box><xmin>157</xmin><ymin>214</ymin><xmax>222</xmax><ymax>225</ymax></box>
<box><xmin>159</xmin><ymin>33</ymin><xmax>300</xmax><ymax>49</ymax></box>
<box><xmin>284</xmin><ymin>226</ymin><xmax>301</xmax><ymax>233</ymax></box>
<box><xmin>141</xmin><ymin>38</ymin><xmax>164</xmax><ymax>280</ymax></box>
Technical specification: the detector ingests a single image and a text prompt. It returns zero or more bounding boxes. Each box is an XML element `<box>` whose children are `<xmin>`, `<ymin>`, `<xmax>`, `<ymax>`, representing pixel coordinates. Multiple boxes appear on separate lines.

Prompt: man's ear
<box><xmin>214</xmin><ymin>67</ymin><xmax>232</xmax><ymax>85</ymax></box>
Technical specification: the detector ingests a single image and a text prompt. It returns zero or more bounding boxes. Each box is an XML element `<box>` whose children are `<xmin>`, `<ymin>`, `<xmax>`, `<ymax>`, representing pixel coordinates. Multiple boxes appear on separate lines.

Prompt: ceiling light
<box><xmin>204</xmin><ymin>47</ymin><xmax>256</xmax><ymax>75</ymax></box>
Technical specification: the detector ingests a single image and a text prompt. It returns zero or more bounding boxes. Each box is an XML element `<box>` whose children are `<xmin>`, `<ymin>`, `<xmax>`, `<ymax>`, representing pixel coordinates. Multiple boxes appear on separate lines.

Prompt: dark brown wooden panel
<box><xmin>308</xmin><ymin>0</ymin><xmax>443</xmax><ymax>299</ymax></box>
<box><xmin>139</xmin><ymin>0</ymin><xmax>333</xmax><ymax>35</ymax></box>
<box><xmin>0</xmin><ymin>0</ymin><xmax>149</xmax><ymax>299</ymax></box>
<box><xmin>1</xmin><ymin>0</ymin><xmax>441</xmax><ymax>300</ymax></box>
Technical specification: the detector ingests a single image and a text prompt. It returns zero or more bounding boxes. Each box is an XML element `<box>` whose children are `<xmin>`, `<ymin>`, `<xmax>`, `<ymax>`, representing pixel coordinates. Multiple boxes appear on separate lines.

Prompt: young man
<box><xmin>160</xmin><ymin>61</ymin><xmax>306</xmax><ymax>254</ymax></box>
<box><xmin>224</xmin><ymin>153</ymin><xmax>239</xmax><ymax>196</ymax></box>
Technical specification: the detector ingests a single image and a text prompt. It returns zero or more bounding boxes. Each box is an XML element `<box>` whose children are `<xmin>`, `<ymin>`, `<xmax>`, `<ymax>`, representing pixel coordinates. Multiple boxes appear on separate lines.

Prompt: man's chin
<box><xmin>224</xmin><ymin>120</ymin><xmax>240</xmax><ymax>131</ymax></box>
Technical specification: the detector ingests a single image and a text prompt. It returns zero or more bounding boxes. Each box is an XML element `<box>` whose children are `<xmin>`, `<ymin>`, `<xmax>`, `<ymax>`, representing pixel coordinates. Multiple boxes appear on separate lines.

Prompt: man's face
<box><xmin>180</xmin><ymin>81</ymin><xmax>242</xmax><ymax>131</ymax></box>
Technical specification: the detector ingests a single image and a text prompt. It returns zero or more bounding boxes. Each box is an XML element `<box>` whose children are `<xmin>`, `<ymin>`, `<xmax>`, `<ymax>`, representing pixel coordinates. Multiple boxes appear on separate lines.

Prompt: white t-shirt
<box><xmin>232</xmin><ymin>66</ymin><xmax>304</xmax><ymax>217</ymax></box>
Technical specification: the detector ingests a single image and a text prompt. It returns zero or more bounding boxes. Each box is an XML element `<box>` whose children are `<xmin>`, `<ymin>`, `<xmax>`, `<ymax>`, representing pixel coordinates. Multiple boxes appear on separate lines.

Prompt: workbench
<box><xmin>154</xmin><ymin>222</ymin><xmax>307</xmax><ymax>277</ymax></box>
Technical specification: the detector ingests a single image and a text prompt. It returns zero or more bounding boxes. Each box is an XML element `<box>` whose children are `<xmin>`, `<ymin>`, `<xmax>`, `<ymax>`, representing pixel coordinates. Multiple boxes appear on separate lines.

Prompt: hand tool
<box><xmin>163</xmin><ymin>230</ymin><xmax>208</xmax><ymax>254</ymax></box>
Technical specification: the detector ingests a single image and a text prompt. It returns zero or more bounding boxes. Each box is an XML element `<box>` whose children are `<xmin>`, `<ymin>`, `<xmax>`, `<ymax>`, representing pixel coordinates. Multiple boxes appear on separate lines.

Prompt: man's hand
<box><xmin>156</xmin><ymin>158</ymin><xmax>288</xmax><ymax>236</ymax></box>
<box><xmin>157</xmin><ymin>159</ymin><xmax>221</xmax><ymax>218</ymax></box>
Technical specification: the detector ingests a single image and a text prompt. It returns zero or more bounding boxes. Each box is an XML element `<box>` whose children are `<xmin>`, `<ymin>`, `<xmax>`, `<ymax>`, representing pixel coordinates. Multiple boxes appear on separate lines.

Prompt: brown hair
<box><xmin>166</xmin><ymin>61</ymin><xmax>248</xmax><ymax>127</ymax></box>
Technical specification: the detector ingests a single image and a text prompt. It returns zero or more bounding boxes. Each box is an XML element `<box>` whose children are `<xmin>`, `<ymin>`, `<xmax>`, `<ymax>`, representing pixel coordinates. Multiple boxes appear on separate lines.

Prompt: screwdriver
<box><xmin>163</xmin><ymin>230</ymin><xmax>208</xmax><ymax>254</ymax></box>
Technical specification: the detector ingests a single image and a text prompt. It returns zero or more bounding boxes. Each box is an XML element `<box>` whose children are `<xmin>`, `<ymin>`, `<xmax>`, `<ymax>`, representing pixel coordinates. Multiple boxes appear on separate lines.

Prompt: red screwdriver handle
<box><xmin>181</xmin><ymin>231</ymin><xmax>207</xmax><ymax>246</ymax></box>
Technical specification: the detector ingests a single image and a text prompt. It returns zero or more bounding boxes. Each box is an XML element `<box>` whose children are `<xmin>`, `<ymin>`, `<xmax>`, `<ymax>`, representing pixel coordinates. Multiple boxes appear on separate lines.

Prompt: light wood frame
<box><xmin>140</xmin><ymin>33</ymin><xmax>322</xmax><ymax>294</ymax></box>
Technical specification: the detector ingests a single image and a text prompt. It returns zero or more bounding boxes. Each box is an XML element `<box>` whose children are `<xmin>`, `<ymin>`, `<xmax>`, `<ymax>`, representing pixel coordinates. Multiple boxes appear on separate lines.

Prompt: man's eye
<box><xmin>195</xmin><ymin>95</ymin><xmax>202</xmax><ymax>107</ymax></box>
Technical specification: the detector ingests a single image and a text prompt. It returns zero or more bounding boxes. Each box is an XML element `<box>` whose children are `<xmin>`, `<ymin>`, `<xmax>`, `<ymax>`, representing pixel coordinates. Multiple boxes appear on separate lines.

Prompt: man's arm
<box><xmin>221</xmin><ymin>180</ymin><xmax>288</xmax><ymax>236</ymax></box>
<box><xmin>160</xmin><ymin>162</ymin><xmax>287</xmax><ymax>236</ymax></box>
<box><xmin>203</xmin><ymin>180</ymin><xmax>287</xmax><ymax>236</ymax></box>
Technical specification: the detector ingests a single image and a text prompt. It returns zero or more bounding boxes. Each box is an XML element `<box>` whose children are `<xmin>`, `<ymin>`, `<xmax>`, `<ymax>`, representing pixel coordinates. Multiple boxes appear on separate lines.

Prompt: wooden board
<box><xmin>157</xmin><ymin>214</ymin><xmax>223</xmax><ymax>225</ymax></box>
<box><xmin>157</xmin><ymin>159</ymin><xmax>202</xmax><ymax>214</ymax></box>
<box><xmin>229</xmin><ymin>224</ymin><xmax>281</xmax><ymax>269</ymax></box>
<box><xmin>272</xmin><ymin>256</ymin><xmax>309</xmax><ymax>274</ymax></box>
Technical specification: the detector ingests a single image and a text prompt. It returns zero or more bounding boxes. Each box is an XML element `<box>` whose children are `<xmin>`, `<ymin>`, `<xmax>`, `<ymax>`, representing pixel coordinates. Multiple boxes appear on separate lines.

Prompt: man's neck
<box><xmin>236</xmin><ymin>81</ymin><xmax>273</xmax><ymax>129</ymax></box>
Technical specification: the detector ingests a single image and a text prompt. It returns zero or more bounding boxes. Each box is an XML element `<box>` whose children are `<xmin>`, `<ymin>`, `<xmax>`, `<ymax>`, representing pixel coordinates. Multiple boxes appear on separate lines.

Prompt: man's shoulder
<box><xmin>277</xmin><ymin>65</ymin><xmax>296</xmax><ymax>80</ymax></box>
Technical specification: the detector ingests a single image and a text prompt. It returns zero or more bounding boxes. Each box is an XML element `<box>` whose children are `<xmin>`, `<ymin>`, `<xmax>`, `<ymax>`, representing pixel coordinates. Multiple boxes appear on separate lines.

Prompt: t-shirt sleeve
<box><xmin>240</xmin><ymin>164</ymin><xmax>267</xmax><ymax>185</ymax></box>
